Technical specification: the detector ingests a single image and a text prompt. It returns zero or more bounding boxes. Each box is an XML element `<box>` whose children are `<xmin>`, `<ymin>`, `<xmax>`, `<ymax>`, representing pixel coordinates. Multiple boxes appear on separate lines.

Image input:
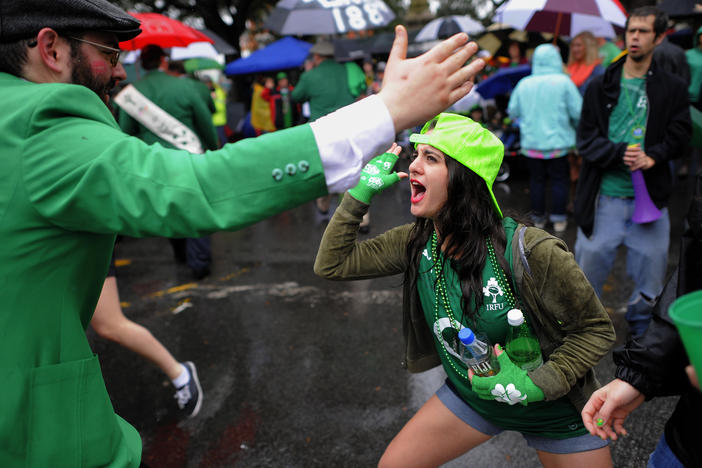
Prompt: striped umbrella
<box><xmin>415</xmin><ymin>16</ymin><xmax>485</xmax><ymax>42</ymax></box>
<box><xmin>494</xmin><ymin>0</ymin><xmax>627</xmax><ymax>39</ymax></box>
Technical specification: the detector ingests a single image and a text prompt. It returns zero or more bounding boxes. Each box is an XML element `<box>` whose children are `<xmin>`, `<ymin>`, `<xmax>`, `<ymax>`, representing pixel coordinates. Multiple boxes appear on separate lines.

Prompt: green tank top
<box><xmin>416</xmin><ymin>218</ymin><xmax>587</xmax><ymax>438</ymax></box>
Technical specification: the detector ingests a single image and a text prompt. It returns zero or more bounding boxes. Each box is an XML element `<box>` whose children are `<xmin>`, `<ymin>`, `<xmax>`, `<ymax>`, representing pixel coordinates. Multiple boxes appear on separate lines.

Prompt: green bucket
<box><xmin>669</xmin><ymin>290</ymin><xmax>702</xmax><ymax>381</ymax></box>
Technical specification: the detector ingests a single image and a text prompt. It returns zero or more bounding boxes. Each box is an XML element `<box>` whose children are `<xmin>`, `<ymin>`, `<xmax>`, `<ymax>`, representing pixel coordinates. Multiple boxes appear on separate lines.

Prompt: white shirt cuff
<box><xmin>310</xmin><ymin>95</ymin><xmax>395</xmax><ymax>193</ymax></box>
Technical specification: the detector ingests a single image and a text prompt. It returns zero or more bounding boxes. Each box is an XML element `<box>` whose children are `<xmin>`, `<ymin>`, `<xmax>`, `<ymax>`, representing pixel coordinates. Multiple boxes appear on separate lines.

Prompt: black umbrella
<box><xmin>265</xmin><ymin>0</ymin><xmax>395</xmax><ymax>35</ymax></box>
<box><xmin>660</xmin><ymin>0</ymin><xmax>702</xmax><ymax>18</ymax></box>
<box><xmin>198</xmin><ymin>28</ymin><xmax>238</xmax><ymax>56</ymax></box>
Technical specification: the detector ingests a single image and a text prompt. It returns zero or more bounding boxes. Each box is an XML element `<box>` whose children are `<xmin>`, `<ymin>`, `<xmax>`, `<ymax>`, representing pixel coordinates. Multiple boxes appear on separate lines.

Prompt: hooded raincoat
<box><xmin>508</xmin><ymin>44</ymin><xmax>583</xmax><ymax>153</ymax></box>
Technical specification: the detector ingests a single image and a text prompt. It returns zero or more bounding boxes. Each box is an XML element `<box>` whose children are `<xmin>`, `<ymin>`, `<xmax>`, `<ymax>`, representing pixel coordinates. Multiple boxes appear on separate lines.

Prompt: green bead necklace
<box><xmin>430</xmin><ymin>231</ymin><xmax>468</xmax><ymax>379</ymax></box>
<box><xmin>486</xmin><ymin>239</ymin><xmax>516</xmax><ymax>308</ymax></box>
<box><xmin>430</xmin><ymin>231</ymin><xmax>516</xmax><ymax>380</ymax></box>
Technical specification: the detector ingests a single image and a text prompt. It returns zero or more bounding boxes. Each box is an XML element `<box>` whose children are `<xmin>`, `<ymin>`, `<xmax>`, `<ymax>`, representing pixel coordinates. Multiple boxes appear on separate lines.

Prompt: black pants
<box><xmin>169</xmin><ymin>236</ymin><xmax>211</xmax><ymax>271</ymax></box>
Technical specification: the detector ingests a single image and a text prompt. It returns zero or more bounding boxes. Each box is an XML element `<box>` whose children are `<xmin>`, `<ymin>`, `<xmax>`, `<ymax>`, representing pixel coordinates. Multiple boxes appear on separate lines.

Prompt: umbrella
<box><xmin>476</xmin><ymin>25</ymin><xmax>529</xmax><ymax>57</ymax></box>
<box><xmin>332</xmin><ymin>30</ymin><xmax>428</xmax><ymax>61</ymax></box>
<box><xmin>184</xmin><ymin>58</ymin><xmax>223</xmax><ymax>73</ymax></box>
<box><xmin>660</xmin><ymin>0</ymin><xmax>702</xmax><ymax>19</ymax></box>
<box><xmin>493</xmin><ymin>0</ymin><xmax>627</xmax><ymax>39</ymax></box>
<box><xmin>333</xmin><ymin>31</ymin><xmax>398</xmax><ymax>61</ymax></box>
<box><xmin>265</xmin><ymin>0</ymin><xmax>395</xmax><ymax>35</ymax></box>
<box><xmin>198</xmin><ymin>28</ymin><xmax>238</xmax><ymax>56</ymax></box>
<box><xmin>171</xmin><ymin>42</ymin><xmax>220</xmax><ymax>61</ymax></box>
<box><xmin>475</xmin><ymin>64</ymin><xmax>531</xmax><ymax>99</ymax></box>
<box><xmin>119</xmin><ymin>12</ymin><xmax>214</xmax><ymax>50</ymax></box>
<box><xmin>415</xmin><ymin>15</ymin><xmax>485</xmax><ymax>42</ymax></box>
<box><xmin>225</xmin><ymin>37</ymin><xmax>312</xmax><ymax>75</ymax></box>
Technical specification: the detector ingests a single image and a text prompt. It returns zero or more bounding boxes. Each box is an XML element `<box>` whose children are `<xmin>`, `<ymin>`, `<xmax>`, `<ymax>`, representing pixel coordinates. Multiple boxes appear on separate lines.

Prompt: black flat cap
<box><xmin>0</xmin><ymin>0</ymin><xmax>142</xmax><ymax>43</ymax></box>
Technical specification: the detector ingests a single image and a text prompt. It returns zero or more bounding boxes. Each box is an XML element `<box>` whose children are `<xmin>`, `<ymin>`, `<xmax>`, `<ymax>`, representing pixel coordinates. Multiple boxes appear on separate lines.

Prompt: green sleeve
<box><xmin>291</xmin><ymin>73</ymin><xmax>309</xmax><ymax>103</ymax></box>
<box><xmin>22</xmin><ymin>85</ymin><xmax>328</xmax><ymax>238</ymax></box>
<box><xmin>524</xmin><ymin>237</ymin><xmax>616</xmax><ymax>400</ymax></box>
<box><xmin>314</xmin><ymin>193</ymin><xmax>411</xmax><ymax>280</ymax></box>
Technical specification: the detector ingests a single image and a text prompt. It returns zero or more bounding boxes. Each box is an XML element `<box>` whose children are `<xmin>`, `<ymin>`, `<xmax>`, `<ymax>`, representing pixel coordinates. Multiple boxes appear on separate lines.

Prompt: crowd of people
<box><xmin>1</xmin><ymin>0</ymin><xmax>701</xmax><ymax>467</ymax></box>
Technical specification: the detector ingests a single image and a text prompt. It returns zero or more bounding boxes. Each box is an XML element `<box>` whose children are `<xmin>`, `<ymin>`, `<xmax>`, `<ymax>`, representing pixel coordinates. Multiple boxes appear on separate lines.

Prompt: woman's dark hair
<box><xmin>404</xmin><ymin>152</ymin><xmax>515</xmax><ymax>325</ymax></box>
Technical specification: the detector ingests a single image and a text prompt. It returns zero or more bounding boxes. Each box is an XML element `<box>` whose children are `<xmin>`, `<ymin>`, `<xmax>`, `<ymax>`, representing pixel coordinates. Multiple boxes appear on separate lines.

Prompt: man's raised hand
<box><xmin>378</xmin><ymin>25</ymin><xmax>484</xmax><ymax>132</ymax></box>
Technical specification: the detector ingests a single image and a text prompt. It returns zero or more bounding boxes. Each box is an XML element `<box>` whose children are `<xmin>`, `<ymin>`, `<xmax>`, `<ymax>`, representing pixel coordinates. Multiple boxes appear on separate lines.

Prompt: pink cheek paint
<box><xmin>90</xmin><ymin>61</ymin><xmax>110</xmax><ymax>76</ymax></box>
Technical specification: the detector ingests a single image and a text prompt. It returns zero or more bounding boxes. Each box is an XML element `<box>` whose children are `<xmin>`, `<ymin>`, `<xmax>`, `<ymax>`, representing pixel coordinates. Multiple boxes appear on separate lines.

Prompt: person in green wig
<box><xmin>315</xmin><ymin>113</ymin><xmax>615</xmax><ymax>467</ymax></box>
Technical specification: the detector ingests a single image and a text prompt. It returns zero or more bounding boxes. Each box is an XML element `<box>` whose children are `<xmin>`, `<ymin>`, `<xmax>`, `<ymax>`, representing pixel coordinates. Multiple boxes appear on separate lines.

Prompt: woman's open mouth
<box><xmin>410</xmin><ymin>179</ymin><xmax>426</xmax><ymax>204</ymax></box>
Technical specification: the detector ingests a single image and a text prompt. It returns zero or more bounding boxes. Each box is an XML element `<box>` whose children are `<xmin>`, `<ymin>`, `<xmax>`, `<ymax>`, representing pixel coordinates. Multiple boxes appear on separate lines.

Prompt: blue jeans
<box><xmin>526</xmin><ymin>156</ymin><xmax>569</xmax><ymax>223</ymax></box>
<box><xmin>575</xmin><ymin>195</ymin><xmax>669</xmax><ymax>336</ymax></box>
<box><xmin>648</xmin><ymin>434</ymin><xmax>684</xmax><ymax>468</ymax></box>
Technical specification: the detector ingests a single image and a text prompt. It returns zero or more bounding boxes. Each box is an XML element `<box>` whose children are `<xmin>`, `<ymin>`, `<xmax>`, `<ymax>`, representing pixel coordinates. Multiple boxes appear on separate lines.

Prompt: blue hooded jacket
<box><xmin>508</xmin><ymin>44</ymin><xmax>583</xmax><ymax>154</ymax></box>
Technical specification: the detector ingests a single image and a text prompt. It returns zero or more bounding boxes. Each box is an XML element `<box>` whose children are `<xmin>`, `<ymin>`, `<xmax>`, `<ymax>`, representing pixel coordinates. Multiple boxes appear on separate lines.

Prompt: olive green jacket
<box><xmin>314</xmin><ymin>195</ymin><xmax>616</xmax><ymax>410</ymax></box>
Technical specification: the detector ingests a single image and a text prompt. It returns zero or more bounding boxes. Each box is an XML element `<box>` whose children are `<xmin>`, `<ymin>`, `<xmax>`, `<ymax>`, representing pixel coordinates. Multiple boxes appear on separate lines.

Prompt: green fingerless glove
<box><xmin>348</xmin><ymin>152</ymin><xmax>402</xmax><ymax>204</ymax></box>
<box><xmin>471</xmin><ymin>351</ymin><xmax>545</xmax><ymax>406</ymax></box>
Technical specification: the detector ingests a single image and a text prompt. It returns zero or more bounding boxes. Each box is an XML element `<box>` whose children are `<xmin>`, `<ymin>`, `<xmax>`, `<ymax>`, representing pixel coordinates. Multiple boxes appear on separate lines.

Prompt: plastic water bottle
<box><xmin>458</xmin><ymin>327</ymin><xmax>500</xmax><ymax>377</ymax></box>
<box><xmin>505</xmin><ymin>309</ymin><xmax>543</xmax><ymax>371</ymax></box>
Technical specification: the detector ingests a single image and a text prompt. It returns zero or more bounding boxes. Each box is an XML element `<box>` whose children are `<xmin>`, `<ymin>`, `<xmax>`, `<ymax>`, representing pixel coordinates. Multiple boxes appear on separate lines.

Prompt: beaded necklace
<box><xmin>430</xmin><ymin>231</ymin><xmax>516</xmax><ymax>380</ymax></box>
<box><xmin>486</xmin><ymin>239</ymin><xmax>516</xmax><ymax>308</ymax></box>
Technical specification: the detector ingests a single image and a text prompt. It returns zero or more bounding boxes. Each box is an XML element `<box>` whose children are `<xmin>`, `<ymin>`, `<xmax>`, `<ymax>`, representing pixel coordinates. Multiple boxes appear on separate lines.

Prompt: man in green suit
<box><xmin>0</xmin><ymin>0</ymin><xmax>484</xmax><ymax>465</ymax></box>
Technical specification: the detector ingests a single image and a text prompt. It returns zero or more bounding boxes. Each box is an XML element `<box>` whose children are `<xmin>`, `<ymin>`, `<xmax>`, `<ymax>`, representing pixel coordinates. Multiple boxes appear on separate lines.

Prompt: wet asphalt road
<box><xmin>90</xmin><ymin>155</ymin><xmax>695</xmax><ymax>467</ymax></box>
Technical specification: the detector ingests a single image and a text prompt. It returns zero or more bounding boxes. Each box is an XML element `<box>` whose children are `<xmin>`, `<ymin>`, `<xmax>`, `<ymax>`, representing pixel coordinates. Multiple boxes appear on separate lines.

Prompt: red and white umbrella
<box><xmin>119</xmin><ymin>12</ymin><xmax>214</xmax><ymax>51</ymax></box>
<box><xmin>494</xmin><ymin>0</ymin><xmax>627</xmax><ymax>39</ymax></box>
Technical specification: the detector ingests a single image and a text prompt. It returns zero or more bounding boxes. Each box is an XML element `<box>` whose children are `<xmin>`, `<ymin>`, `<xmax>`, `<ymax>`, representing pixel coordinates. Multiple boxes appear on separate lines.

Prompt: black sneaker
<box><xmin>174</xmin><ymin>361</ymin><xmax>203</xmax><ymax>418</ymax></box>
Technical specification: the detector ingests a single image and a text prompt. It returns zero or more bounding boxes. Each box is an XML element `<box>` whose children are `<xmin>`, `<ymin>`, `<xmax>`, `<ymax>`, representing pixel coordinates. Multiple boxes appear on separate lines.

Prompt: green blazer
<box><xmin>0</xmin><ymin>72</ymin><xmax>327</xmax><ymax>467</ymax></box>
<box><xmin>314</xmin><ymin>195</ymin><xmax>615</xmax><ymax>411</ymax></box>
<box><xmin>117</xmin><ymin>70</ymin><xmax>219</xmax><ymax>151</ymax></box>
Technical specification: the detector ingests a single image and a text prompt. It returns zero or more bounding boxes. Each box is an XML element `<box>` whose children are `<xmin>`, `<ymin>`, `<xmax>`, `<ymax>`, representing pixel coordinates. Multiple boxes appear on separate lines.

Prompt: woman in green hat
<box><xmin>314</xmin><ymin>113</ymin><xmax>615</xmax><ymax>467</ymax></box>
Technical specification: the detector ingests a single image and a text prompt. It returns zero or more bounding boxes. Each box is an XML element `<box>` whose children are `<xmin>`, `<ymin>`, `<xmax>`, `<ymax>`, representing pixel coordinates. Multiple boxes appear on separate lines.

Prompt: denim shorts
<box><xmin>436</xmin><ymin>383</ymin><xmax>609</xmax><ymax>454</ymax></box>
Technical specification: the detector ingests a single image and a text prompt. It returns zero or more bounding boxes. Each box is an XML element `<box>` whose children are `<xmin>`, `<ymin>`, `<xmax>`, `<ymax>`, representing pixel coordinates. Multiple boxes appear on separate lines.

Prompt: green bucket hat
<box><xmin>409</xmin><ymin>113</ymin><xmax>504</xmax><ymax>217</ymax></box>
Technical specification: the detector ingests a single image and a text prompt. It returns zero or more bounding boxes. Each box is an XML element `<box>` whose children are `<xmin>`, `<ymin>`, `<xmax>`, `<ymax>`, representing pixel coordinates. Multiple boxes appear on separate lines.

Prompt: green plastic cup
<box><xmin>669</xmin><ymin>290</ymin><xmax>702</xmax><ymax>380</ymax></box>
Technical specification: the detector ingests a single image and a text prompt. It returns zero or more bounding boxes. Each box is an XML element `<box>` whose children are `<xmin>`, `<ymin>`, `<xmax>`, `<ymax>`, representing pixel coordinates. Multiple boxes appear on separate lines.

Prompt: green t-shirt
<box><xmin>602</xmin><ymin>76</ymin><xmax>648</xmax><ymax>197</ymax></box>
<box><xmin>417</xmin><ymin>218</ymin><xmax>586</xmax><ymax>438</ymax></box>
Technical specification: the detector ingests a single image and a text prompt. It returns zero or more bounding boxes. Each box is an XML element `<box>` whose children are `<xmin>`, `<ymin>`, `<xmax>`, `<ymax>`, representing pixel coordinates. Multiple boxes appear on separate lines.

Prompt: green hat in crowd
<box><xmin>276</xmin><ymin>71</ymin><xmax>287</xmax><ymax>80</ymax></box>
<box><xmin>409</xmin><ymin>113</ymin><xmax>504</xmax><ymax>217</ymax></box>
